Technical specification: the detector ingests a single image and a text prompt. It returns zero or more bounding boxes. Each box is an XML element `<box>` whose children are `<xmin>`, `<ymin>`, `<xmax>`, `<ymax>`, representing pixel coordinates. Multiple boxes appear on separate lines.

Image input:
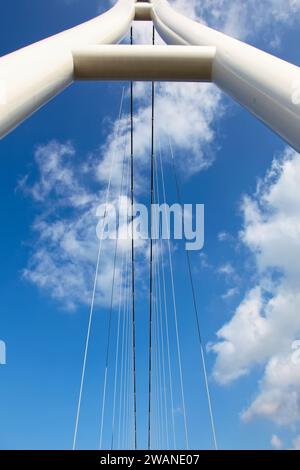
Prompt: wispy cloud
<box><xmin>292</xmin><ymin>434</ymin><xmax>300</xmax><ymax>450</ymax></box>
<box><xmin>271</xmin><ymin>434</ymin><xmax>283</xmax><ymax>449</ymax></box>
<box><xmin>168</xmin><ymin>0</ymin><xmax>300</xmax><ymax>46</ymax></box>
<box><xmin>19</xmin><ymin>138</ymin><xmax>149</xmax><ymax>311</ymax></box>
<box><xmin>218</xmin><ymin>263</ymin><xmax>235</xmax><ymax>277</ymax></box>
<box><xmin>222</xmin><ymin>287</ymin><xmax>239</xmax><ymax>300</ymax></box>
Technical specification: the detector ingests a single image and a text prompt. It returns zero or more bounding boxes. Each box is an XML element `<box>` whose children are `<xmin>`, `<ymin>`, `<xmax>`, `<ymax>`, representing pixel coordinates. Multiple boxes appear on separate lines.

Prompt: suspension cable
<box><xmin>121</xmin><ymin>284</ymin><xmax>131</xmax><ymax>448</ymax></box>
<box><xmin>130</xmin><ymin>25</ymin><xmax>138</xmax><ymax>450</ymax></box>
<box><xmin>111</xmin><ymin>231</ymin><xmax>126</xmax><ymax>449</ymax></box>
<box><xmin>111</xmin><ymin>140</ymin><xmax>131</xmax><ymax>449</ymax></box>
<box><xmin>99</xmin><ymin>108</ymin><xmax>129</xmax><ymax>450</ymax></box>
<box><xmin>158</xmin><ymin>138</ymin><xmax>189</xmax><ymax>450</ymax></box>
<box><xmin>148</xmin><ymin>25</ymin><xmax>156</xmax><ymax>452</ymax></box>
<box><xmin>168</xmin><ymin>137</ymin><xmax>218</xmax><ymax>451</ymax></box>
<box><xmin>118</xmin><ymin>240</ymin><xmax>131</xmax><ymax>447</ymax></box>
<box><xmin>152</xmin><ymin>192</ymin><xmax>162</xmax><ymax>448</ymax></box>
<box><xmin>72</xmin><ymin>87</ymin><xmax>126</xmax><ymax>450</ymax></box>
<box><xmin>157</xmin><ymin>141</ymin><xmax>176</xmax><ymax>449</ymax></box>
<box><xmin>154</xmin><ymin>153</ymin><xmax>170</xmax><ymax>449</ymax></box>
<box><xmin>153</xmin><ymin>262</ymin><xmax>162</xmax><ymax>448</ymax></box>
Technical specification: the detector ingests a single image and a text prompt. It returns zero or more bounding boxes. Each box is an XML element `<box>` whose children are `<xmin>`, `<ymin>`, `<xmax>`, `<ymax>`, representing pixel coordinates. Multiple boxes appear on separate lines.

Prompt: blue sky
<box><xmin>1</xmin><ymin>0</ymin><xmax>300</xmax><ymax>450</ymax></box>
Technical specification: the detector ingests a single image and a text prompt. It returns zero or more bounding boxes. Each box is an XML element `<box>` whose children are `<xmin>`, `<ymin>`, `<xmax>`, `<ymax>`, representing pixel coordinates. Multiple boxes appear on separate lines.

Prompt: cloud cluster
<box><xmin>271</xmin><ymin>433</ymin><xmax>300</xmax><ymax>449</ymax></box>
<box><xmin>20</xmin><ymin>0</ymin><xmax>300</xmax><ymax>420</ymax></box>
<box><xmin>292</xmin><ymin>434</ymin><xmax>300</xmax><ymax>450</ymax></box>
<box><xmin>20</xmin><ymin>139</ymin><xmax>146</xmax><ymax>310</ymax></box>
<box><xmin>271</xmin><ymin>434</ymin><xmax>283</xmax><ymax>449</ymax></box>
<box><xmin>168</xmin><ymin>0</ymin><xmax>300</xmax><ymax>44</ymax></box>
<box><xmin>211</xmin><ymin>148</ymin><xmax>300</xmax><ymax>428</ymax></box>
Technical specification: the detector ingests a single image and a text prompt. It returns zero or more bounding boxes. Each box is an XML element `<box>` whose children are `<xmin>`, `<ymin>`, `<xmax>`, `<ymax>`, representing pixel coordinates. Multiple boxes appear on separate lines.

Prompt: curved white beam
<box><xmin>151</xmin><ymin>0</ymin><xmax>300</xmax><ymax>152</ymax></box>
<box><xmin>135</xmin><ymin>2</ymin><xmax>152</xmax><ymax>21</ymax></box>
<box><xmin>0</xmin><ymin>0</ymin><xmax>136</xmax><ymax>138</ymax></box>
<box><xmin>73</xmin><ymin>45</ymin><xmax>215</xmax><ymax>81</ymax></box>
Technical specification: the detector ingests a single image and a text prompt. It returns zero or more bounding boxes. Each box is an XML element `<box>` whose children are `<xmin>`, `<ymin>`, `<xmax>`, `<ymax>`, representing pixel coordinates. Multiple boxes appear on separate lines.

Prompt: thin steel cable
<box><xmin>119</xmin><ymin>161</ymin><xmax>130</xmax><ymax>448</ymax></box>
<box><xmin>111</xmin><ymin>144</ymin><xmax>131</xmax><ymax>450</ymax></box>
<box><xmin>117</xmin><ymin>162</ymin><xmax>131</xmax><ymax>448</ymax></box>
<box><xmin>152</xmin><ymin>291</ymin><xmax>158</xmax><ymax>449</ymax></box>
<box><xmin>159</xmin><ymin>236</ymin><xmax>176</xmax><ymax>449</ymax></box>
<box><xmin>153</xmin><ymin>248</ymin><xmax>162</xmax><ymax>450</ymax></box>
<box><xmin>122</xmin><ymin>244</ymin><xmax>133</xmax><ymax>449</ymax></box>
<box><xmin>152</xmin><ymin>232</ymin><xmax>160</xmax><ymax>448</ymax></box>
<box><xmin>153</xmin><ymin>156</ymin><xmax>165</xmax><ymax>447</ymax></box>
<box><xmin>72</xmin><ymin>87</ymin><xmax>126</xmax><ymax>450</ymax></box>
<box><xmin>153</xmin><ymin>282</ymin><xmax>162</xmax><ymax>449</ymax></box>
<box><xmin>117</xmin><ymin>244</ymin><xmax>130</xmax><ymax>447</ymax></box>
<box><xmin>148</xmin><ymin>25</ymin><xmax>156</xmax><ymax>451</ymax></box>
<box><xmin>153</xmin><ymin>260</ymin><xmax>163</xmax><ymax>450</ymax></box>
<box><xmin>168</xmin><ymin>137</ymin><xmax>218</xmax><ymax>451</ymax></box>
<box><xmin>126</xmin><ymin>301</ymin><xmax>134</xmax><ymax>450</ymax></box>
<box><xmin>124</xmin><ymin>271</ymin><xmax>133</xmax><ymax>450</ymax></box>
<box><xmin>158</xmin><ymin>141</ymin><xmax>189</xmax><ymax>450</ymax></box>
<box><xmin>157</xmin><ymin>269</ymin><xmax>169</xmax><ymax>449</ymax></box>
<box><xmin>127</xmin><ymin>292</ymin><xmax>134</xmax><ymax>450</ymax></box>
<box><xmin>99</xmin><ymin>108</ymin><xmax>129</xmax><ymax>450</ymax></box>
<box><xmin>154</xmin><ymin>156</ymin><xmax>170</xmax><ymax>449</ymax></box>
<box><xmin>121</xmin><ymin>291</ymin><xmax>130</xmax><ymax>448</ymax></box>
<box><xmin>157</xmin><ymin>141</ymin><xmax>176</xmax><ymax>449</ymax></box>
<box><xmin>155</xmin><ymin>261</ymin><xmax>165</xmax><ymax>449</ymax></box>
<box><xmin>111</xmin><ymin>238</ymin><xmax>126</xmax><ymax>449</ymax></box>
<box><xmin>124</xmin><ymin>269</ymin><xmax>132</xmax><ymax>449</ymax></box>
<box><xmin>130</xmin><ymin>25</ymin><xmax>138</xmax><ymax>450</ymax></box>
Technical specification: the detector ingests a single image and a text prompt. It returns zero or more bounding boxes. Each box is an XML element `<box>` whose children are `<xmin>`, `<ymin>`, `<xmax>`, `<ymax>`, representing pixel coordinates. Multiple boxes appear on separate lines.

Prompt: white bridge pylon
<box><xmin>0</xmin><ymin>0</ymin><xmax>300</xmax><ymax>151</ymax></box>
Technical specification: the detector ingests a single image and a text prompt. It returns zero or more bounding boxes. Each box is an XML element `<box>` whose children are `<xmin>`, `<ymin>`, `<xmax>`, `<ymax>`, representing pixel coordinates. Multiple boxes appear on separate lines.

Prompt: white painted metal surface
<box><xmin>1</xmin><ymin>0</ymin><xmax>300</xmax><ymax>152</ymax></box>
<box><xmin>0</xmin><ymin>0</ymin><xmax>136</xmax><ymax>138</ymax></box>
<box><xmin>135</xmin><ymin>2</ymin><xmax>152</xmax><ymax>21</ymax></box>
<box><xmin>150</xmin><ymin>0</ymin><xmax>300</xmax><ymax>152</ymax></box>
<box><xmin>73</xmin><ymin>45</ymin><xmax>215</xmax><ymax>81</ymax></box>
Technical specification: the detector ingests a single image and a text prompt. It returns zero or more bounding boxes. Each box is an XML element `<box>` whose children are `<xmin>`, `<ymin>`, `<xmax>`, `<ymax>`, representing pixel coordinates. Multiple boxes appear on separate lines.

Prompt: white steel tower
<box><xmin>0</xmin><ymin>0</ymin><xmax>299</xmax><ymax>149</ymax></box>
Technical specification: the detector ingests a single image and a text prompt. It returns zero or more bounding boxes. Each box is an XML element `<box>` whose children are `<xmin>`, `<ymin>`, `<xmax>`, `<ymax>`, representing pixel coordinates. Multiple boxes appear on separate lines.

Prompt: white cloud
<box><xmin>199</xmin><ymin>252</ymin><xmax>212</xmax><ymax>270</ymax></box>
<box><xmin>292</xmin><ymin>434</ymin><xmax>300</xmax><ymax>450</ymax></box>
<box><xmin>218</xmin><ymin>263</ymin><xmax>235</xmax><ymax>276</ymax></box>
<box><xmin>241</xmin><ymin>354</ymin><xmax>300</xmax><ymax>426</ymax></box>
<box><xmin>19</xmin><ymin>141</ymin><xmax>94</xmax><ymax>207</ymax></box>
<box><xmin>210</xmin><ymin>148</ymin><xmax>300</xmax><ymax>427</ymax></box>
<box><xmin>210</xmin><ymin>287</ymin><xmax>269</xmax><ymax>383</ymax></box>
<box><xmin>271</xmin><ymin>434</ymin><xmax>283</xmax><ymax>449</ymax></box>
<box><xmin>218</xmin><ymin>231</ymin><xmax>230</xmax><ymax>242</ymax></box>
<box><xmin>111</xmin><ymin>14</ymin><xmax>224</xmax><ymax>181</ymax></box>
<box><xmin>20</xmin><ymin>140</ymin><xmax>149</xmax><ymax>310</ymax></box>
<box><xmin>222</xmin><ymin>287</ymin><xmax>239</xmax><ymax>300</ymax></box>
<box><xmin>271</xmin><ymin>433</ymin><xmax>300</xmax><ymax>450</ymax></box>
<box><xmin>167</xmin><ymin>0</ymin><xmax>300</xmax><ymax>44</ymax></box>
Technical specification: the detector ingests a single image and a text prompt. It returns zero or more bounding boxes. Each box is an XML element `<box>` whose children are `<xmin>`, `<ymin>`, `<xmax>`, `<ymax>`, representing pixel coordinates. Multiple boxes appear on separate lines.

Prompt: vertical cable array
<box><xmin>99</xmin><ymin>106</ymin><xmax>129</xmax><ymax>450</ymax></box>
<box><xmin>111</xmin><ymin>230</ymin><xmax>127</xmax><ymax>449</ymax></box>
<box><xmin>148</xmin><ymin>25</ymin><xmax>156</xmax><ymax>451</ymax></box>
<box><xmin>130</xmin><ymin>25</ymin><xmax>138</xmax><ymax>451</ymax></box>
<box><xmin>168</xmin><ymin>138</ymin><xmax>218</xmax><ymax>451</ymax></box>
<box><xmin>111</xmin><ymin>131</ymin><xmax>131</xmax><ymax>449</ymax></box>
<box><xmin>157</xmin><ymin>143</ymin><xmax>177</xmax><ymax>448</ymax></box>
<box><xmin>116</xmin><ymin>156</ymin><xmax>132</xmax><ymax>449</ymax></box>
<box><xmin>158</xmin><ymin>139</ymin><xmax>189</xmax><ymax>450</ymax></box>
<box><xmin>73</xmin><ymin>22</ymin><xmax>220</xmax><ymax>452</ymax></box>
<box><xmin>154</xmin><ymin>154</ymin><xmax>171</xmax><ymax>450</ymax></box>
<box><xmin>73</xmin><ymin>88</ymin><xmax>125</xmax><ymax>450</ymax></box>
